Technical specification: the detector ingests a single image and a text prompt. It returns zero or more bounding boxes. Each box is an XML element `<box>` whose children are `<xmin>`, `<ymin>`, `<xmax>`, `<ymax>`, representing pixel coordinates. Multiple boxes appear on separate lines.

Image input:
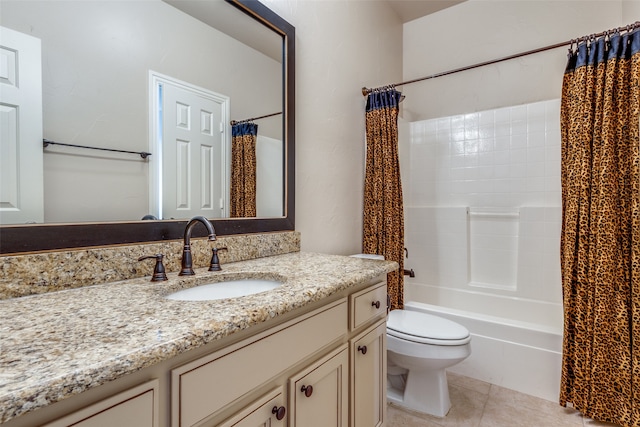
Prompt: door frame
<box><xmin>148</xmin><ymin>71</ymin><xmax>230</xmax><ymax>220</ymax></box>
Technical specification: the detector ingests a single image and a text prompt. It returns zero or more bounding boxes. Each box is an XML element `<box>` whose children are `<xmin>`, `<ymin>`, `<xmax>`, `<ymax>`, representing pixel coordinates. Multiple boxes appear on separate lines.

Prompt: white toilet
<box><xmin>386</xmin><ymin>309</ymin><xmax>471</xmax><ymax>417</ymax></box>
<box><xmin>348</xmin><ymin>254</ymin><xmax>471</xmax><ymax>417</ymax></box>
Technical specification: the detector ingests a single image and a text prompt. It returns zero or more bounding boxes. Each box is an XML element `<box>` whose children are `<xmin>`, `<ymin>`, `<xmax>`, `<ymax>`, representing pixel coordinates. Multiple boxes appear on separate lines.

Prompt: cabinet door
<box><xmin>289</xmin><ymin>345</ymin><xmax>348</xmax><ymax>427</ymax></box>
<box><xmin>216</xmin><ymin>387</ymin><xmax>287</xmax><ymax>427</ymax></box>
<box><xmin>351</xmin><ymin>320</ymin><xmax>386</xmax><ymax>427</ymax></box>
<box><xmin>44</xmin><ymin>380</ymin><xmax>159</xmax><ymax>427</ymax></box>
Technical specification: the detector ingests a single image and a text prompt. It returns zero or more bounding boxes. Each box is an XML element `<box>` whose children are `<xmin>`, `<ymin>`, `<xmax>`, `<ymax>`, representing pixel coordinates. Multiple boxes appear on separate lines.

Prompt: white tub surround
<box><xmin>402</xmin><ymin>99</ymin><xmax>564</xmax><ymax>402</ymax></box>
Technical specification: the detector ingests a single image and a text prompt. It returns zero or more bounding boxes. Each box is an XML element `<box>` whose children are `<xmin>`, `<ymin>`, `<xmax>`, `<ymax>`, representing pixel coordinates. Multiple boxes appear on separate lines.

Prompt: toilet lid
<box><xmin>387</xmin><ymin>310</ymin><xmax>471</xmax><ymax>346</ymax></box>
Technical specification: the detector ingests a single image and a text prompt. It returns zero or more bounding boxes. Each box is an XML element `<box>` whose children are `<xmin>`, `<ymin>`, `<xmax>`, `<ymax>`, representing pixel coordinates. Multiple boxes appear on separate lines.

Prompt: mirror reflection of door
<box><xmin>0</xmin><ymin>26</ymin><xmax>44</xmax><ymax>224</ymax></box>
<box><xmin>149</xmin><ymin>72</ymin><xmax>229</xmax><ymax>220</ymax></box>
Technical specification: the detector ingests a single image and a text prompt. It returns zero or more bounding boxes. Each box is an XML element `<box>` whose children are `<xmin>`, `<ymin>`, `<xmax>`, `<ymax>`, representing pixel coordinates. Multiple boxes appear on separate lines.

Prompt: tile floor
<box><xmin>386</xmin><ymin>372</ymin><xmax>621</xmax><ymax>427</ymax></box>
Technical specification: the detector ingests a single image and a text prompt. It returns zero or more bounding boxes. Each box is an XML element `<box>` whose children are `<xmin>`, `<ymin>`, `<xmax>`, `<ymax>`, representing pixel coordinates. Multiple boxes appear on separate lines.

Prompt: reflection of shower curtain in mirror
<box><xmin>230</xmin><ymin>123</ymin><xmax>257</xmax><ymax>217</ymax></box>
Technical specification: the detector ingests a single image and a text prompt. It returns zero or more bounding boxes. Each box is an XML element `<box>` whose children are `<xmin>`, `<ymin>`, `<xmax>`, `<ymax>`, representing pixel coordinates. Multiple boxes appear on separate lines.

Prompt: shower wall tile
<box><xmin>407</xmin><ymin>99</ymin><xmax>561</xmax><ymax>210</ymax></box>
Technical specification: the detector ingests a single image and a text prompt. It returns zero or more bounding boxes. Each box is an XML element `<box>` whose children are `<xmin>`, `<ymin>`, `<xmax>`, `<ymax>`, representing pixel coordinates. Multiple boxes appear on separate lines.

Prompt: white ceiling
<box><xmin>385</xmin><ymin>0</ymin><xmax>466</xmax><ymax>23</ymax></box>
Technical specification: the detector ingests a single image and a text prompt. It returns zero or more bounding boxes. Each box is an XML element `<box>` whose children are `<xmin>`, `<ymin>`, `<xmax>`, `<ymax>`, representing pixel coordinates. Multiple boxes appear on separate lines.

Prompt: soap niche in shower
<box><xmin>467</xmin><ymin>207</ymin><xmax>520</xmax><ymax>291</ymax></box>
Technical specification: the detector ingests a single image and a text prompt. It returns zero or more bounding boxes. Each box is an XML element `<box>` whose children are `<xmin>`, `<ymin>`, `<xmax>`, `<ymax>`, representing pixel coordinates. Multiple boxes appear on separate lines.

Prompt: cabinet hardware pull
<box><xmin>272</xmin><ymin>405</ymin><xmax>286</xmax><ymax>420</ymax></box>
<box><xmin>301</xmin><ymin>384</ymin><xmax>313</xmax><ymax>397</ymax></box>
<box><xmin>358</xmin><ymin>345</ymin><xmax>368</xmax><ymax>355</ymax></box>
<box><xmin>372</xmin><ymin>301</ymin><xmax>381</xmax><ymax>309</ymax></box>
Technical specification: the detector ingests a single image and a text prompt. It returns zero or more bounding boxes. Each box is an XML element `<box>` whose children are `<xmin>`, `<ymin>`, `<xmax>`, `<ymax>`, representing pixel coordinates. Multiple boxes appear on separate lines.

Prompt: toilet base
<box><xmin>387</xmin><ymin>368</ymin><xmax>451</xmax><ymax>418</ymax></box>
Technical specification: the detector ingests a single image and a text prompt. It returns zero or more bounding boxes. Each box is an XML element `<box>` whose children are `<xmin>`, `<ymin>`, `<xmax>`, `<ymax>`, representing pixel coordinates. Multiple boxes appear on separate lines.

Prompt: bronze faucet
<box><xmin>179</xmin><ymin>216</ymin><xmax>216</xmax><ymax>276</ymax></box>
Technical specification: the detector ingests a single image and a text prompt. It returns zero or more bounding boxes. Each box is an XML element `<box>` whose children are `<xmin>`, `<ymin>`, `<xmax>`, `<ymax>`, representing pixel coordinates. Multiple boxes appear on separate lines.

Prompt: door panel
<box><xmin>0</xmin><ymin>26</ymin><xmax>44</xmax><ymax>224</ymax></box>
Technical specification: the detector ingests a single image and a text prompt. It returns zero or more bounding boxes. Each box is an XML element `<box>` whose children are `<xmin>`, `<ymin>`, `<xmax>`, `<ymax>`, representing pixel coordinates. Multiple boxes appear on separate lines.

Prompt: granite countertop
<box><xmin>0</xmin><ymin>252</ymin><xmax>397</xmax><ymax>424</ymax></box>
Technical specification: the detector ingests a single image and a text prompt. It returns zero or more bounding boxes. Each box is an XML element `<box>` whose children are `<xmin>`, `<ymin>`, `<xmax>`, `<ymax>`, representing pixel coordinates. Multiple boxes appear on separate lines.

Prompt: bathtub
<box><xmin>404</xmin><ymin>281</ymin><xmax>564</xmax><ymax>402</ymax></box>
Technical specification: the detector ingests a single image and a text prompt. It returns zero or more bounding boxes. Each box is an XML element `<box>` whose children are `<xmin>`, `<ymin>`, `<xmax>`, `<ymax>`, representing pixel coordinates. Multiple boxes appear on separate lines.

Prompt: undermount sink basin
<box><xmin>166</xmin><ymin>278</ymin><xmax>283</xmax><ymax>301</ymax></box>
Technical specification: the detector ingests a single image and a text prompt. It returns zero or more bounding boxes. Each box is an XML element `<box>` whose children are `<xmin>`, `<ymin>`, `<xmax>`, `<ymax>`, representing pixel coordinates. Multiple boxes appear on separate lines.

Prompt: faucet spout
<box><xmin>179</xmin><ymin>216</ymin><xmax>216</xmax><ymax>276</ymax></box>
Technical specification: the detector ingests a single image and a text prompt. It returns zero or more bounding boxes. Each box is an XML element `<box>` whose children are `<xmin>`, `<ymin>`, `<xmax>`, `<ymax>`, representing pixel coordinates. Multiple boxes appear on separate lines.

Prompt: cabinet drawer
<box><xmin>350</xmin><ymin>282</ymin><xmax>386</xmax><ymax>330</ymax></box>
<box><xmin>173</xmin><ymin>299</ymin><xmax>347</xmax><ymax>427</ymax></box>
<box><xmin>44</xmin><ymin>380</ymin><xmax>159</xmax><ymax>427</ymax></box>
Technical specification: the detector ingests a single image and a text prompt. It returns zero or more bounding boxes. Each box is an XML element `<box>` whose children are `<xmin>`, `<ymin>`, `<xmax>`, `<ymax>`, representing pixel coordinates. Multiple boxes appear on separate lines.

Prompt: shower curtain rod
<box><xmin>362</xmin><ymin>21</ymin><xmax>640</xmax><ymax>96</ymax></box>
<box><xmin>230</xmin><ymin>111</ymin><xmax>282</xmax><ymax>125</ymax></box>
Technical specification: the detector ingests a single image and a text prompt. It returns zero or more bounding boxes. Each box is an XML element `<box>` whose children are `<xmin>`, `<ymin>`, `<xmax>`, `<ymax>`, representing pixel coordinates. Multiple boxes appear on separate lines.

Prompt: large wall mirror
<box><xmin>0</xmin><ymin>0</ymin><xmax>295</xmax><ymax>254</ymax></box>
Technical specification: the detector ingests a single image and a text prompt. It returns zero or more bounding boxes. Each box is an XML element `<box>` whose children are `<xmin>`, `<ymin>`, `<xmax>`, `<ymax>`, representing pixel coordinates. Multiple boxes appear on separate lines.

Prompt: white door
<box><xmin>0</xmin><ymin>26</ymin><xmax>44</xmax><ymax>224</ymax></box>
<box><xmin>149</xmin><ymin>72</ymin><xmax>229</xmax><ymax>220</ymax></box>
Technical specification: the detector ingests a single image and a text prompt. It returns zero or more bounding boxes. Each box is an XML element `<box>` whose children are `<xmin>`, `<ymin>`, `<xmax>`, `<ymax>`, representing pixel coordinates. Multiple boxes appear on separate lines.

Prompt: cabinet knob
<box><xmin>358</xmin><ymin>345</ymin><xmax>368</xmax><ymax>355</ymax></box>
<box><xmin>272</xmin><ymin>405</ymin><xmax>286</xmax><ymax>420</ymax></box>
<box><xmin>372</xmin><ymin>300</ymin><xmax>381</xmax><ymax>309</ymax></box>
<box><xmin>301</xmin><ymin>384</ymin><xmax>313</xmax><ymax>397</ymax></box>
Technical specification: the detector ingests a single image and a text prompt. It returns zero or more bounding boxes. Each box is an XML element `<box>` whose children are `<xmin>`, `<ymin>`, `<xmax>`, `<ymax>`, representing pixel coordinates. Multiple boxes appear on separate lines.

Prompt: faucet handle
<box><xmin>138</xmin><ymin>254</ymin><xmax>168</xmax><ymax>282</ymax></box>
<box><xmin>209</xmin><ymin>247</ymin><xmax>228</xmax><ymax>271</ymax></box>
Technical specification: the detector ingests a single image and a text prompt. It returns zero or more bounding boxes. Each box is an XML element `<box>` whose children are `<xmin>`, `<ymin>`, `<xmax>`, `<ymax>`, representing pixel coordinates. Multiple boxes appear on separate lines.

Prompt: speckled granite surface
<box><xmin>0</xmin><ymin>231</ymin><xmax>300</xmax><ymax>300</ymax></box>
<box><xmin>0</xmin><ymin>251</ymin><xmax>397</xmax><ymax>424</ymax></box>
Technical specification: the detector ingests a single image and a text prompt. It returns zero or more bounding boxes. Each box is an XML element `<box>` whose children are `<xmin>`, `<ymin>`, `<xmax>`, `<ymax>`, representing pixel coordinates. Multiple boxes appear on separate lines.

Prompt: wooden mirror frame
<box><xmin>0</xmin><ymin>0</ymin><xmax>295</xmax><ymax>254</ymax></box>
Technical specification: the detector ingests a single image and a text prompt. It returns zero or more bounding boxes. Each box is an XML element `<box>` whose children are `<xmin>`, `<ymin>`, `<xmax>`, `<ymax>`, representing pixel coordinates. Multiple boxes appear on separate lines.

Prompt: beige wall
<box><xmin>623</xmin><ymin>0</ymin><xmax>640</xmax><ymax>16</ymax></box>
<box><xmin>261</xmin><ymin>0</ymin><xmax>404</xmax><ymax>255</ymax></box>
<box><xmin>402</xmin><ymin>0</ymin><xmax>633</xmax><ymax>121</ymax></box>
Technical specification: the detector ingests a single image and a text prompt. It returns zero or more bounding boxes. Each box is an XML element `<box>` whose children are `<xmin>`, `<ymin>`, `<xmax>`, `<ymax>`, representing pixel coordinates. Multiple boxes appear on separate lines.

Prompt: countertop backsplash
<box><xmin>0</xmin><ymin>231</ymin><xmax>300</xmax><ymax>300</ymax></box>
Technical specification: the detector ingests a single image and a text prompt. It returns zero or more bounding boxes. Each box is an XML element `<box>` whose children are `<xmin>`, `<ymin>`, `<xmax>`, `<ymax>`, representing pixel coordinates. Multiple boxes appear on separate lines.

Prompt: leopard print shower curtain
<box><xmin>230</xmin><ymin>122</ymin><xmax>258</xmax><ymax>218</ymax></box>
<box><xmin>559</xmin><ymin>29</ymin><xmax>640</xmax><ymax>426</ymax></box>
<box><xmin>363</xmin><ymin>88</ymin><xmax>404</xmax><ymax>310</ymax></box>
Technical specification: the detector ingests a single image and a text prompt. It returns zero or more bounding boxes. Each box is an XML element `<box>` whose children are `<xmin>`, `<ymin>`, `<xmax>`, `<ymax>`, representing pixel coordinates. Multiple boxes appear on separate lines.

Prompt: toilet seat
<box><xmin>387</xmin><ymin>310</ymin><xmax>471</xmax><ymax>346</ymax></box>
